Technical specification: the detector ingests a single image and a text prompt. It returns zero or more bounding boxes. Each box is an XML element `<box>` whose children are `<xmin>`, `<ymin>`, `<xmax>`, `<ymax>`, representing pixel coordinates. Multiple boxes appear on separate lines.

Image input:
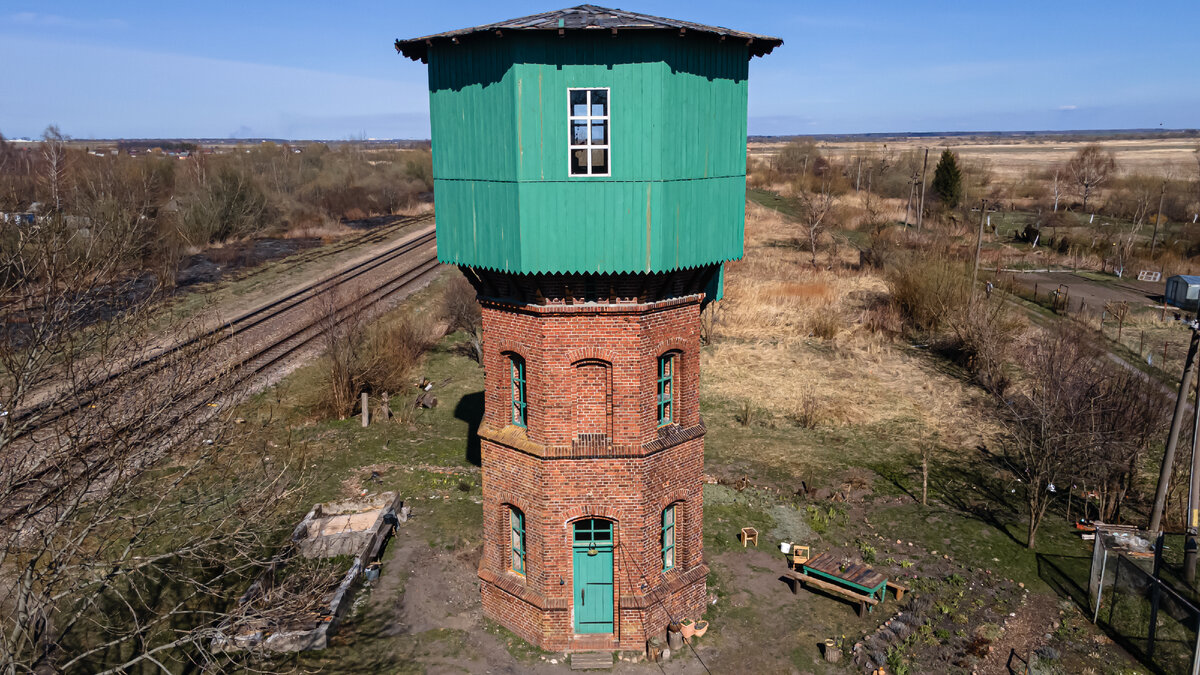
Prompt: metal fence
<box><xmin>1090</xmin><ymin>525</ymin><xmax>1200</xmax><ymax>675</ymax></box>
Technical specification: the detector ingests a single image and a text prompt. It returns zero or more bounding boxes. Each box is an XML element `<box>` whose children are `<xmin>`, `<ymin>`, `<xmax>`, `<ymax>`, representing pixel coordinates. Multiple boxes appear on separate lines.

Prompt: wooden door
<box><xmin>572</xmin><ymin>519</ymin><xmax>614</xmax><ymax>634</ymax></box>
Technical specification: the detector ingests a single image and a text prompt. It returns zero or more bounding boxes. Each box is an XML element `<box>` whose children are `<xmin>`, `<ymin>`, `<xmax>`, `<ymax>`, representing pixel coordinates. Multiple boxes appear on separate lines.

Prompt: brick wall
<box><xmin>477</xmin><ymin>292</ymin><xmax>708</xmax><ymax>651</ymax></box>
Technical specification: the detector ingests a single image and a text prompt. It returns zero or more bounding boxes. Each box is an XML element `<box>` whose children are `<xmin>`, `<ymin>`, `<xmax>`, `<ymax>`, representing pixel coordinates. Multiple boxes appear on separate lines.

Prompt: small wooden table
<box><xmin>798</xmin><ymin>552</ymin><xmax>888</xmax><ymax>613</ymax></box>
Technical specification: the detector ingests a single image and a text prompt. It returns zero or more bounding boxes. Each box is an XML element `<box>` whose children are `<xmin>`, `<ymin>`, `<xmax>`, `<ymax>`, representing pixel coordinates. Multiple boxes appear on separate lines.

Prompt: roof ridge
<box><xmin>395</xmin><ymin>5</ymin><xmax>782</xmax><ymax>62</ymax></box>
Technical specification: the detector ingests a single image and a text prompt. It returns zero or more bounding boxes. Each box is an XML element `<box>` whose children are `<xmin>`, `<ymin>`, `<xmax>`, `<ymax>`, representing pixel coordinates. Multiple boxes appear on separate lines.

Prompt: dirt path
<box><xmin>1006</xmin><ymin>270</ymin><xmax>1162</xmax><ymax>312</ymax></box>
<box><xmin>327</xmin><ymin>514</ymin><xmax>719</xmax><ymax>673</ymax></box>
<box><xmin>978</xmin><ymin>592</ymin><xmax>1057</xmax><ymax>675</ymax></box>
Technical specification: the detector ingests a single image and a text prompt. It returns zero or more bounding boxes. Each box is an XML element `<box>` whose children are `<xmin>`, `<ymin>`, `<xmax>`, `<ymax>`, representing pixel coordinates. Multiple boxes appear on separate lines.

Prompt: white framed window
<box><xmin>568</xmin><ymin>88</ymin><xmax>609</xmax><ymax>176</ymax></box>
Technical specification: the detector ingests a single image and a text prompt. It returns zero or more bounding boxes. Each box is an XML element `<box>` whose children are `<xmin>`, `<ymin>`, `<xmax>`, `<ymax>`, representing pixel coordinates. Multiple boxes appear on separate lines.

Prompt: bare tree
<box><xmin>1051</xmin><ymin>168</ymin><xmax>1063</xmax><ymax>212</ymax></box>
<box><xmin>999</xmin><ymin>327</ymin><xmax>1101</xmax><ymax>548</ymax></box>
<box><xmin>794</xmin><ymin>174</ymin><xmax>836</xmax><ymax>266</ymax></box>
<box><xmin>1066</xmin><ymin>144</ymin><xmax>1117</xmax><ymax>212</ymax></box>
<box><xmin>38</xmin><ymin>126</ymin><xmax>70</xmax><ymax>213</ymax></box>
<box><xmin>997</xmin><ymin>326</ymin><xmax>1165</xmax><ymax>546</ymax></box>
<box><xmin>920</xmin><ymin>436</ymin><xmax>937</xmax><ymax>506</ymax></box>
<box><xmin>1079</xmin><ymin>365</ymin><xmax>1171</xmax><ymax>523</ymax></box>
<box><xmin>443</xmin><ymin>272</ymin><xmax>483</xmax><ymax>362</ymax></box>
<box><xmin>0</xmin><ymin>192</ymin><xmax>314</xmax><ymax>672</ymax></box>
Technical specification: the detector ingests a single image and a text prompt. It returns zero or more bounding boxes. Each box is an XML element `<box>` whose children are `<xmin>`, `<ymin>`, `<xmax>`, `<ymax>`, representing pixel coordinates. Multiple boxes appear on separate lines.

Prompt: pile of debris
<box><xmin>212</xmin><ymin>492</ymin><xmax>402</xmax><ymax>652</ymax></box>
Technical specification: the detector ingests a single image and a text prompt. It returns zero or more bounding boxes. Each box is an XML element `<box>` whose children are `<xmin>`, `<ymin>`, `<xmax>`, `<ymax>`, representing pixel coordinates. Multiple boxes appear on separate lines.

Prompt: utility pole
<box><xmin>1150</xmin><ymin>319</ymin><xmax>1200</xmax><ymax>533</ymax></box>
<box><xmin>1186</xmin><ymin>358</ymin><xmax>1200</xmax><ymax>583</ymax></box>
<box><xmin>1150</xmin><ymin>181</ymin><xmax>1166</xmax><ymax>259</ymax></box>
<box><xmin>855</xmin><ymin>156</ymin><xmax>862</xmax><ymax>193</ymax></box>
<box><xmin>917</xmin><ymin>148</ymin><xmax>929</xmax><ymax>232</ymax></box>
<box><xmin>970</xmin><ymin>198</ymin><xmax>988</xmax><ymax>306</ymax></box>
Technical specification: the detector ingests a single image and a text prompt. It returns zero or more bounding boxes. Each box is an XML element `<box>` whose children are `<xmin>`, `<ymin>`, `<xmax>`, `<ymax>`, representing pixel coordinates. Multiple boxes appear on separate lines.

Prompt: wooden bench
<box><xmin>887</xmin><ymin>580</ymin><xmax>909</xmax><ymax>601</ymax></box>
<box><xmin>785</xmin><ymin>570</ymin><xmax>880</xmax><ymax>617</ymax></box>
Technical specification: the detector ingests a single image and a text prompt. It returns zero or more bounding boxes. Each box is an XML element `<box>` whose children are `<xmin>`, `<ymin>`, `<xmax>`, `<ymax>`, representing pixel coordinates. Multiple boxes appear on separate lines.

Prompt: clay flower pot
<box><xmin>692</xmin><ymin>620</ymin><xmax>708</xmax><ymax>638</ymax></box>
<box><xmin>679</xmin><ymin>619</ymin><xmax>695</xmax><ymax>639</ymax></box>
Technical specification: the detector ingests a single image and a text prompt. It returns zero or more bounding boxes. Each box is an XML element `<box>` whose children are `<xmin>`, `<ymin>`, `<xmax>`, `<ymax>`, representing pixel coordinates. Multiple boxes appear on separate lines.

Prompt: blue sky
<box><xmin>1</xmin><ymin>1</ymin><xmax>1198</xmax><ymax>139</ymax></box>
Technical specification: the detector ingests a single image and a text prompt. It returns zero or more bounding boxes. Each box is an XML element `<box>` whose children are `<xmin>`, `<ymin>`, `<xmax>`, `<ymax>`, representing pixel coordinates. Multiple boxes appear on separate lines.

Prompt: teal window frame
<box><xmin>662</xmin><ymin>505</ymin><xmax>676</xmax><ymax>571</ymax></box>
<box><xmin>510</xmin><ymin>355</ymin><xmax>527</xmax><ymax>428</ymax></box>
<box><xmin>657</xmin><ymin>354</ymin><xmax>674</xmax><ymax>426</ymax></box>
<box><xmin>510</xmin><ymin>507</ymin><xmax>526</xmax><ymax>575</ymax></box>
<box><xmin>573</xmin><ymin>517</ymin><xmax>613</xmax><ymax>544</ymax></box>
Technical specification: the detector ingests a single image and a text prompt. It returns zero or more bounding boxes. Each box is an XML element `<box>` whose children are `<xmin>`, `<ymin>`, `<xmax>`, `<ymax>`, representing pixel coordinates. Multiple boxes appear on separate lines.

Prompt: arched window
<box><xmin>510</xmin><ymin>506</ymin><xmax>526</xmax><ymax>575</ymax></box>
<box><xmin>657</xmin><ymin>353</ymin><xmax>675</xmax><ymax>426</ymax></box>
<box><xmin>510</xmin><ymin>354</ymin><xmax>527</xmax><ymax>428</ymax></box>
<box><xmin>662</xmin><ymin>504</ymin><xmax>676</xmax><ymax>571</ymax></box>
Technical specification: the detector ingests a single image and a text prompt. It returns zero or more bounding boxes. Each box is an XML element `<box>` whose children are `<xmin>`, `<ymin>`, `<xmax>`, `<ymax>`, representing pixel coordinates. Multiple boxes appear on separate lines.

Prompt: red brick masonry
<box><xmin>477</xmin><ymin>293</ymin><xmax>708</xmax><ymax>651</ymax></box>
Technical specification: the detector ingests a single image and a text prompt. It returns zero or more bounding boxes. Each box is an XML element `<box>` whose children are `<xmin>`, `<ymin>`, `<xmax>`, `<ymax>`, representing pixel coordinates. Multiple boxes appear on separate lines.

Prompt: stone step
<box><xmin>570</xmin><ymin>651</ymin><xmax>614</xmax><ymax>670</ymax></box>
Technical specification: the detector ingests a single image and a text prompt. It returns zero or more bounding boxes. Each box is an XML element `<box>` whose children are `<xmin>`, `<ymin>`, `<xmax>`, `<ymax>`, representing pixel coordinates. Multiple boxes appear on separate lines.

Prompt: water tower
<box><xmin>396</xmin><ymin>5</ymin><xmax>779</xmax><ymax>652</ymax></box>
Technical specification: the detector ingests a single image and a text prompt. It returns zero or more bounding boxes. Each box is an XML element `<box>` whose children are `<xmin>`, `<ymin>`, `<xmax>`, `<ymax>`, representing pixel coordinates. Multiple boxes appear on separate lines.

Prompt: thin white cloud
<box><xmin>6</xmin><ymin>12</ymin><xmax>127</xmax><ymax>30</ymax></box>
<box><xmin>1058</xmin><ymin>105</ymin><xmax>1078</xmax><ymax>111</ymax></box>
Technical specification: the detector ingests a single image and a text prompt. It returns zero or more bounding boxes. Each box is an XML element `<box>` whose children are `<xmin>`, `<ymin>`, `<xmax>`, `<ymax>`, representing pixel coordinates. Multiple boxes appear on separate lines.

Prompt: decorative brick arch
<box><xmin>657</xmin><ymin>488</ymin><xmax>691</xmax><ymax>511</ymax></box>
<box><xmin>651</xmin><ymin>336</ymin><xmax>691</xmax><ymax>359</ymax></box>
<box><xmin>498</xmin><ymin>493</ymin><xmax>533</xmax><ymax>515</ymax></box>
<box><xmin>562</xmin><ymin>504</ymin><xmax>621</xmax><ymax>525</ymax></box>
<box><xmin>566</xmin><ymin>346</ymin><xmax>615</xmax><ymax>367</ymax></box>
<box><xmin>496</xmin><ymin>340</ymin><xmax>529</xmax><ymax>359</ymax></box>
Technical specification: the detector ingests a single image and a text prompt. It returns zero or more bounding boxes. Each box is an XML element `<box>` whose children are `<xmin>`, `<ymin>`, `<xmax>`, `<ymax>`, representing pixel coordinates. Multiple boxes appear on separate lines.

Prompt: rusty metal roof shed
<box><xmin>394</xmin><ymin>4</ymin><xmax>782</xmax><ymax>62</ymax></box>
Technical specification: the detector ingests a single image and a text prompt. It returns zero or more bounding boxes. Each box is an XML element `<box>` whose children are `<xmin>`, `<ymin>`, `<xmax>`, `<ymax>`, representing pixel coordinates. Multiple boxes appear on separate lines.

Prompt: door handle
<box><xmin>582</xmin><ymin>588</ymin><xmax>585</xmax><ymax>604</ymax></box>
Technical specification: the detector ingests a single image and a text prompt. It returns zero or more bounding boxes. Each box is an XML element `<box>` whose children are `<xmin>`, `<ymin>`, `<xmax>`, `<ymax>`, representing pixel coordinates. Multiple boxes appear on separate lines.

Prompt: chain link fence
<box><xmin>1090</xmin><ymin>525</ymin><xmax>1200</xmax><ymax>675</ymax></box>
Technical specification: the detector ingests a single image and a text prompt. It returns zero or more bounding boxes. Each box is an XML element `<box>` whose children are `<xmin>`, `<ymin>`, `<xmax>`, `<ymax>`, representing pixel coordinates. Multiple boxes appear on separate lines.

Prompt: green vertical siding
<box><xmin>428</xmin><ymin>32</ymin><xmax>750</xmax><ymax>275</ymax></box>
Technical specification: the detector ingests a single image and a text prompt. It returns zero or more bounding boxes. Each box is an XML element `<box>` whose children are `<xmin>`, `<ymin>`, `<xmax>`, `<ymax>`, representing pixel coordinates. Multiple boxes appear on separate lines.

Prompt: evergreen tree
<box><xmin>931</xmin><ymin>149</ymin><xmax>963</xmax><ymax>208</ymax></box>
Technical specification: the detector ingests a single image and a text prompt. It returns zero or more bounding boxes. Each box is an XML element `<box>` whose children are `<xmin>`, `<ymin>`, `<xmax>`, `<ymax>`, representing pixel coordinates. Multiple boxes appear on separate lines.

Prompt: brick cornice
<box><xmin>479</xmin><ymin>421</ymin><xmax>705</xmax><ymax>460</ymax></box>
<box><xmin>479</xmin><ymin>566</ymin><xmax>569</xmax><ymax>611</ymax></box>
<box><xmin>618</xmin><ymin>563</ymin><xmax>709</xmax><ymax>609</ymax></box>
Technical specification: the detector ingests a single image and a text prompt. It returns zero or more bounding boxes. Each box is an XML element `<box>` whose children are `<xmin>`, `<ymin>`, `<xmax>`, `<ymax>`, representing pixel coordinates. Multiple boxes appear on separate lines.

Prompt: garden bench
<box><xmin>784</xmin><ymin>570</ymin><xmax>880</xmax><ymax>617</ymax></box>
<box><xmin>788</xmin><ymin>552</ymin><xmax>889</xmax><ymax>615</ymax></box>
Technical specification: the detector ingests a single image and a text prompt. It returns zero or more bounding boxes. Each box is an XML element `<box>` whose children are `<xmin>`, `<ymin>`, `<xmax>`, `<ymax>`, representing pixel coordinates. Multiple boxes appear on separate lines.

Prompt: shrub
<box><xmin>807</xmin><ymin>307</ymin><xmax>842</xmax><ymax>340</ymax></box>
<box><xmin>735</xmin><ymin>400</ymin><xmax>756</xmax><ymax>427</ymax></box>
<box><xmin>311</xmin><ymin>290</ymin><xmax>437</xmax><ymax>419</ymax></box>
<box><xmin>442</xmin><ymin>273</ymin><xmax>482</xmax><ymax>362</ymax></box>
<box><xmin>887</xmin><ymin>252</ymin><xmax>1022</xmax><ymax>394</ymax></box>
<box><xmin>787</xmin><ymin>388</ymin><xmax>824</xmax><ymax>429</ymax></box>
<box><xmin>180</xmin><ymin>166</ymin><xmax>272</xmax><ymax>243</ymax></box>
<box><xmin>860</xmin><ymin>297</ymin><xmax>903</xmax><ymax>340</ymax></box>
<box><xmin>885</xmin><ymin>253</ymin><xmax>969</xmax><ymax>333</ymax></box>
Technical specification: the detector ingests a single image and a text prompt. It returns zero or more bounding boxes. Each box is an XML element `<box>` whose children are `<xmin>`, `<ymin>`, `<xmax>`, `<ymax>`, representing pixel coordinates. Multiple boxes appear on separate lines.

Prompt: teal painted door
<box><xmin>572</xmin><ymin>519</ymin><xmax>614</xmax><ymax>634</ymax></box>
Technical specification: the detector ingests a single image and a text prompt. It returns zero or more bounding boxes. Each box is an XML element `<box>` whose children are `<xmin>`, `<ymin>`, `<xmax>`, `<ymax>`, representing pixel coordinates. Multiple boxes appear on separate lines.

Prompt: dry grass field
<box><xmin>702</xmin><ymin>202</ymin><xmax>999</xmax><ymax>452</ymax></box>
<box><xmin>752</xmin><ymin>135</ymin><xmax>1199</xmax><ymax>180</ymax></box>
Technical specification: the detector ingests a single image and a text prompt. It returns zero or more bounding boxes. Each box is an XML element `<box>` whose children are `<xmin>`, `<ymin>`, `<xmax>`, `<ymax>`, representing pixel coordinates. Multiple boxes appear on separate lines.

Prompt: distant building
<box><xmin>1166</xmin><ymin>275</ymin><xmax>1200</xmax><ymax>312</ymax></box>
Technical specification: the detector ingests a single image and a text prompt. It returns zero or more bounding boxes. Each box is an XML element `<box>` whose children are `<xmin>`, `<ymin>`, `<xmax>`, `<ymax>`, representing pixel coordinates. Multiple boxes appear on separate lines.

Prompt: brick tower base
<box><xmin>474</xmin><ymin>289</ymin><xmax>709</xmax><ymax>652</ymax></box>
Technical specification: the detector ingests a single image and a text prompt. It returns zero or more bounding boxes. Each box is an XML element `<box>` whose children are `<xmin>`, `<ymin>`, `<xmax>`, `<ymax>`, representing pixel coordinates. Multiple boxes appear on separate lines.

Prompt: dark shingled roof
<box><xmin>394</xmin><ymin>4</ymin><xmax>782</xmax><ymax>62</ymax></box>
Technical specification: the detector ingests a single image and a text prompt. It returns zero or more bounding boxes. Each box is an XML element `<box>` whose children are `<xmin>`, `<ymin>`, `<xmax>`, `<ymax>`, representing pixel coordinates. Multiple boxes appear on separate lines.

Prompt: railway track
<box><xmin>4</xmin><ymin>226</ymin><xmax>441</xmax><ymax>520</ymax></box>
<box><xmin>11</xmin><ymin>223</ymin><xmax>437</xmax><ymax>436</ymax></box>
<box><xmin>225</xmin><ymin>213</ymin><xmax>431</xmax><ymax>286</ymax></box>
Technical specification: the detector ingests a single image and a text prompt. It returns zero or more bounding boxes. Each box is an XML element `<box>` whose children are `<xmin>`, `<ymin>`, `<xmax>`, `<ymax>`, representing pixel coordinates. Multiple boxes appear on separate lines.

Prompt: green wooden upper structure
<box><xmin>396</xmin><ymin>5</ymin><xmax>780</xmax><ymax>276</ymax></box>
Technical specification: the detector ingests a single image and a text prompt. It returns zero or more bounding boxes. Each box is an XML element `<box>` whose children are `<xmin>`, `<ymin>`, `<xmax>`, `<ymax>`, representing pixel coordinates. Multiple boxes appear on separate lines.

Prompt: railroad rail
<box><xmin>3</xmin><ymin>224</ymin><xmax>440</xmax><ymax>521</ymax></box>
<box><xmin>10</xmin><ymin>222</ymin><xmax>437</xmax><ymax>435</ymax></box>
